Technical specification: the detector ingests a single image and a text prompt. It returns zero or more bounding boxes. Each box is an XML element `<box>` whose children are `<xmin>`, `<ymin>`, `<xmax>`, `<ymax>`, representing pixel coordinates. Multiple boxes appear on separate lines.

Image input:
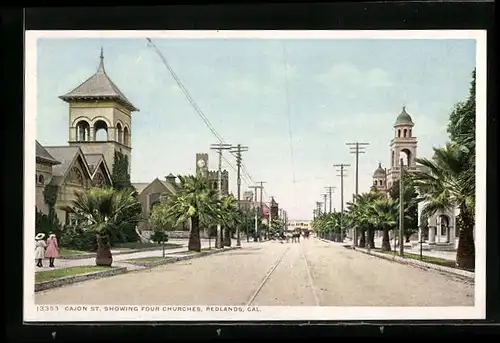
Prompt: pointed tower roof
<box><xmin>59</xmin><ymin>48</ymin><xmax>139</xmax><ymax>112</ymax></box>
<box><xmin>394</xmin><ymin>106</ymin><xmax>414</xmax><ymax>127</ymax></box>
<box><xmin>372</xmin><ymin>163</ymin><xmax>386</xmax><ymax>177</ymax></box>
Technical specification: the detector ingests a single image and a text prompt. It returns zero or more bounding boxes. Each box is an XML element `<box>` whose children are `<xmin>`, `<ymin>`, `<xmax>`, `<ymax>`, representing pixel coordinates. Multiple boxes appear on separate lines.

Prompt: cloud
<box><xmin>317</xmin><ymin>63</ymin><xmax>393</xmax><ymax>91</ymax></box>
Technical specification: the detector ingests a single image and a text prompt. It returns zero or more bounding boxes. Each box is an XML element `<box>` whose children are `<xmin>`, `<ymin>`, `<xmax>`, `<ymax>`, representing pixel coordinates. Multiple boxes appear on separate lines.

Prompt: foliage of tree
<box><xmin>311</xmin><ymin>212</ymin><xmax>342</xmax><ymax>242</ymax></box>
<box><xmin>388</xmin><ymin>179</ymin><xmax>419</xmax><ymax>242</ymax></box>
<box><xmin>35</xmin><ymin>207</ymin><xmax>63</xmax><ymax>238</ymax></box>
<box><xmin>162</xmin><ymin>175</ymin><xmax>220</xmax><ymax>252</ymax></box>
<box><xmin>62</xmin><ymin>187</ymin><xmax>142</xmax><ymax>266</ymax></box>
<box><xmin>149</xmin><ymin>203</ymin><xmax>174</xmax><ymax>244</ymax></box>
<box><xmin>110</xmin><ymin>151</ymin><xmax>141</xmax><ymax>243</ymax></box>
<box><xmin>111</xmin><ymin>151</ymin><xmax>132</xmax><ymax>190</ymax></box>
<box><xmin>410</xmin><ymin>68</ymin><xmax>476</xmax><ymax>270</ymax></box>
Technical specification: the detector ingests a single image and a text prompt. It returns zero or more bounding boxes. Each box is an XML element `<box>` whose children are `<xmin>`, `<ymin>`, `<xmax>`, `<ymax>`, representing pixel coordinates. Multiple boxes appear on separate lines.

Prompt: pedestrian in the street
<box><xmin>35</xmin><ymin>233</ymin><xmax>46</xmax><ymax>268</ymax></box>
<box><xmin>45</xmin><ymin>232</ymin><xmax>59</xmax><ymax>268</ymax></box>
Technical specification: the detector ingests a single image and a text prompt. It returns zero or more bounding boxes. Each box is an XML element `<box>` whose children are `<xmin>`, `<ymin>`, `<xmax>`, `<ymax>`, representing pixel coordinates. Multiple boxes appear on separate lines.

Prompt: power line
<box><xmin>282</xmin><ymin>43</ymin><xmax>297</xmax><ymax>204</ymax></box>
<box><xmin>324</xmin><ymin>186</ymin><xmax>336</xmax><ymax>213</ymax></box>
<box><xmin>145</xmin><ymin>38</ymin><xmax>254</xmax><ymax>186</ymax></box>
<box><xmin>334</xmin><ymin>163</ymin><xmax>350</xmax><ymax>241</ymax></box>
<box><xmin>230</xmin><ymin>144</ymin><xmax>249</xmax><ymax>247</ymax></box>
<box><xmin>346</xmin><ymin>142</ymin><xmax>369</xmax><ymax>247</ymax></box>
<box><xmin>210</xmin><ymin>143</ymin><xmax>233</xmax><ymax>249</ymax></box>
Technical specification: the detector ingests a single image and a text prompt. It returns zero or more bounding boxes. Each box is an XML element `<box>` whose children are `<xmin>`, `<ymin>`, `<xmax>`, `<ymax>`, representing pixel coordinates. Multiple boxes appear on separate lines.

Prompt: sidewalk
<box><xmin>36</xmin><ymin>238</ymin><xmax>252</xmax><ymax>271</ymax></box>
<box><xmin>333</xmin><ymin>238</ymin><xmax>456</xmax><ymax>262</ymax></box>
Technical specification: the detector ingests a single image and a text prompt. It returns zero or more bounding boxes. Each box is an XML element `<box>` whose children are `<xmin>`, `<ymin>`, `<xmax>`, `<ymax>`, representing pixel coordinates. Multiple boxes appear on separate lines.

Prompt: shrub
<box><xmin>151</xmin><ymin>231</ymin><xmax>169</xmax><ymax>244</ymax></box>
<box><xmin>59</xmin><ymin>225</ymin><xmax>97</xmax><ymax>252</ymax></box>
<box><xmin>35</xmin><ymin>209</ymin><xmax>63</xmax><ymax>238</ymax></box>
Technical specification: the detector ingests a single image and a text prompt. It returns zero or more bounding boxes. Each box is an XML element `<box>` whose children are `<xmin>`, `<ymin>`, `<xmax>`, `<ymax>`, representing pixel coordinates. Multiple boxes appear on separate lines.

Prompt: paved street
<box><xmin>35</xmin><ymin>238</ymin><xmax>474</xmax><ymax>306</ymax></box>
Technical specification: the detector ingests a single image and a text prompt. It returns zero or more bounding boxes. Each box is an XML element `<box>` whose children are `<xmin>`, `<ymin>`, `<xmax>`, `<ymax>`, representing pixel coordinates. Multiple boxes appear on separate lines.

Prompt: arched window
<box><xmin>94</xmin><ymin>120</ymin><xmax>109</xmax><ymax>141</ymax></box>
<box><xmin>37</xmin><ymin>174</ymin><xmax>44</xmax><ymax>184</ymax></box>
<box><xmin>403</xmin><ymin>129</ymin><xmax>407</xmax><ymax>137</ymax></box>
<box><xmin>116</xmin><ymin>123</ymin><xmax>123</xmax><ymax>144</ymax></box>
<box><xmin>123</xmin><ymin>126</ymin><xmax>130</xmax><ymax>146</ymax></box>
<box><xmin>398</xmin><ymin>129</ymin><xmax>401</xmax><ymax>137</ymax></box>
<box><xmin>68</xmin><ymin>167</ymin><xmax>84</xmax><ymax>186</ymax></box>
<box><xmin>409</xmin><ymin>129</ymin><xmax>412</xmax><ymax>137</ymax></box>
<box><xmin>76</xmin><ymin>120</ymin><xmax>91</xmax><ymax>141</ymax></box>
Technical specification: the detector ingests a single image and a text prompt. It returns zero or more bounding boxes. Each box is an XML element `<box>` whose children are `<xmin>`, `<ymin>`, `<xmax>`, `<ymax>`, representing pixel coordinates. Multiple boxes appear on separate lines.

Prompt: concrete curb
<box><xmin>123</xmin><ymin>246</ymin><xmax>242</xmax><ymax>268</ymax></box>
<box><xmin>59</xmin><ymin>245</ymin><xmax>183</xmax><ymax>260</ymax></box>
<box><xmin>35</xmin><ymin>267</ymin><xmax>128</xmax><ymax>292</ymax></box>
<box><xmin>344</xmin><ymin>245</ymin><xmax>475</xmax><ymax>282</ymax></box>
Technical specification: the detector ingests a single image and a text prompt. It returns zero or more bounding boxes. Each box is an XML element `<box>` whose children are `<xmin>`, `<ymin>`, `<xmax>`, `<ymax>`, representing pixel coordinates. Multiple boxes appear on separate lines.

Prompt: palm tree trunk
<box><xmin>359</xmin><ymin>229</ymin><xmax>366</xmax><ymax>247</ymax></box>
<box><xmin>381</xmin><ymin>228</ymin><xmax>391</xmax><ymax>251</ymax></box>
<box><xmin>95</xmin><ymin>234</ymin><xmax>113</xmax><ymax>266</ymax></box>
<box><xmin>369</xmin><ymin>229</ymin><xmax>375</xmax><ymax>248</ymax></box>
<box><xmin>354</xmin><ymin>228</ymin><xmax>359</xmax><ymax>246</ymax></box>
<box><xmin>456</xmin><ymin>202</ymin><xmax>475</xmax><ymax>270</ymax></box>
<box><xmin>188</xmin><ymin>215</ymin><xmax>202</xmax><ymax>252</ymax></box>
<box><xmin>223</xmin><ymin>227</ymin><xmax>231</xmax><ymax>247</ymax></box>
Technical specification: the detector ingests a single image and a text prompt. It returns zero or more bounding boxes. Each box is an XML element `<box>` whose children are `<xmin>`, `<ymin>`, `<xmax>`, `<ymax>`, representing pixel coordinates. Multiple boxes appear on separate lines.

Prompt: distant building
<box><xmin>287</xmin><ymin>219</ymin><xmax>312</xmax><ymax>232</ymax></box>
<box><xmin>195</xmin><ymin>153</ymin><xmax>229</xmax><ymax>196</ymax></box>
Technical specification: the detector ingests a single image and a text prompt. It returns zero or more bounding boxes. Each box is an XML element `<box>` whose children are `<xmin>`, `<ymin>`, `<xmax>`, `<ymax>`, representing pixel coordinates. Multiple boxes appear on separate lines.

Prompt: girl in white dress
<box><xmin>35</xmin><ymin>233</ymin><xmax>47</xmax><ymax>267</ymax></box>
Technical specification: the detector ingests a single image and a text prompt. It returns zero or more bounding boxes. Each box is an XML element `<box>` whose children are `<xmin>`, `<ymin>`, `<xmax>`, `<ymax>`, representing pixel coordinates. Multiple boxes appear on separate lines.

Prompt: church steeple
<box><xmin>59</xmin><ymin>48</ymin><xmax>138</xmax><ymax>112</ymax></box>
<box><xmin>98</xmin><ymin>47</ymin><xmax>105</xmax><ymax>73</ymax></box>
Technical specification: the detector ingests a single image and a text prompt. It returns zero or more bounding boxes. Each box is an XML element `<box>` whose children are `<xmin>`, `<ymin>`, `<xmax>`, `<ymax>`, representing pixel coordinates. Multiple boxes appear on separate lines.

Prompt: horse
<box><xmin>291</xmin><ymin>232</ymin><xmax>301</xmax><ymax>243</ymax></box>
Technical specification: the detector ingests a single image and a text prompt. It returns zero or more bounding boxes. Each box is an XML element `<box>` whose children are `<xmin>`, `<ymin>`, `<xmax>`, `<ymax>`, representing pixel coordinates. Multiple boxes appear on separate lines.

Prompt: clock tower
<box><xmin>196</xmin><ymin>153</ymin><xmax>208</xmax><ymax>177</ymax></box>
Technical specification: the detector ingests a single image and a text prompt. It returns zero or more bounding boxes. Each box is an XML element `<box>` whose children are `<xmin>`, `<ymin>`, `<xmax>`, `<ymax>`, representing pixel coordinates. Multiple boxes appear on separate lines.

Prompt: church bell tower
<box><xmin>59</xmin><ymin>48</ymin><xmax>139</xmax><ymax>175</ymax></box>
<box><xmin>386</xmin><ymin>106</ymin><xmax>418</xmax><ymax>189</ymax></box>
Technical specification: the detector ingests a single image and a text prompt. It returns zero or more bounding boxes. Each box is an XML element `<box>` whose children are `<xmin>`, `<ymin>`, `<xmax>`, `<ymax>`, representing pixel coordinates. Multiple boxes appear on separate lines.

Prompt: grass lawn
<box><xmin>35</xmin><ymin>266</ymin><xmax>113</xmax><ymax>283</ymax></box>
<box><xmin>374</xmin><ymin>248</ymin><xmax>472</xmax><ymax>270</ymax></box>
<box><xmin>59</xmin><ymin>248</ymin><xmax>91</xmax><ymax>256</ymax></box>
<box><xmin>124</xmin><ymin>256</ymin><xmax>167</xmax><ymax>263</ymax></box>
<box><xmin>113</xmin><ymin>242</ymin><xmax>182</xmax><ymax>250</ymax></box>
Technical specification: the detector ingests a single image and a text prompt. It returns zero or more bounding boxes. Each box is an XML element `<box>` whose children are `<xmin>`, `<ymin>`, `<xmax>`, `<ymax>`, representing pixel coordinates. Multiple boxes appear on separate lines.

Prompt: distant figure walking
<box><xmin>292</xmin><ymin>232</ymin><xmax>301</xmax><ymax>243</ymax></box>
<box><xmin>35</xmin><ymin>233</ymin><xmax>46</xmax><ymax>268</ymax></box>
<box><xmin>45</xmin><ymin>232</ymin><xmax>59</xmax><ymax>268</ymax></box>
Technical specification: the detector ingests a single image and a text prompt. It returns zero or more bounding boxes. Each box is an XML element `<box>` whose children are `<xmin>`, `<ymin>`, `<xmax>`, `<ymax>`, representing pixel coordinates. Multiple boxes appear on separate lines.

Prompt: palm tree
<box><xmin>164</xmin><ymin>175</ymin><xmax>219</xmax><ymax>252</ymax></box>
<box><xmin>219</xmin><ymin>194</ymin><xmax>240</xmax><ymax>247</ymax></box>
<box><xmin>411</xmin><ymin>143</ymin><xmax>475</xmax><ymax>269</ymax></box>
<box><xmin>368</xmin><ymin>198</ymin><xmax>398</xmax><ymax>251</ymax></box>
<box><xmin>62</xmin><ymin>187</ymin><xmax>142</xmax><ymax>266</ymax></box>
<box><xmin>346</xmin><ymin>191</ymin><xmax>382</xmax><ymax>247</ymax></box>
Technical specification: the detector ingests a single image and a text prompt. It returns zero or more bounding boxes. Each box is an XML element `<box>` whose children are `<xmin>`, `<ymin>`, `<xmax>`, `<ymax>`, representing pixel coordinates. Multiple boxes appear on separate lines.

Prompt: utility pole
<box><xmin>316</xmin><ymin>201</ymin><xmax>323</xmax><ymax>216</ymax></box>
<box><xmin>230</xmin><ymin>144</ymin><xmax>249</xmax><ymax>247</ymax></box>
<box><xmin>248</xmin><ymin>185</ymin><xmax>261</xmax><ymax>243</ymax></box>
<box><xmin>346</xmin><ymin>142</ymin><xmax>369</xmax><ymax>247</ymax></box>
<box><xmin>399</xmin><ymin>158</ymin><xmax>405</xmax><ymax>256</ymax></box>
<box><xmin>324</xmin><ymin>186</ymin><xmax>336</xmax><ymax>213</ymax></box>
<box><xmin>268</xmin><ymin>197</ymin><xmax>273</xmax><ymax>238</ymax></box>
<box><xmin>322</xmin><ymin>193</ymin><xmax>328</xmax><ymax>214</ymax></box>
<box><xmin>334</xmin><ymin>163</ymin><xmax>350</xmax><ymax>242</ymax></box>
<box><xmin>257</xmin><ymin>181</ymin><xmax>266</xmax><ymax>241</ymax></box>
<box><xmin>210</xmin><ymin>143</ymin><xmax>232</xmax><ymax>249</ymax></box>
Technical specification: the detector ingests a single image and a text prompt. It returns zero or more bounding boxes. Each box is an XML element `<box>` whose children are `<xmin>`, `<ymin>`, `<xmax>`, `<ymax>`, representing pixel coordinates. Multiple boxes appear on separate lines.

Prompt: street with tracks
<box><xmin>35</xmin><ymin>238</ymin><xmax>474</xmax><ymax>307</ymax></box>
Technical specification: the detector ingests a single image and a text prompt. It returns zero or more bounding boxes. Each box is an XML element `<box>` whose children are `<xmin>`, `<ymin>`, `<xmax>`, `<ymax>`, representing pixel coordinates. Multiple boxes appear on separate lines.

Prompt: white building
<box><xmin>287</xmin><ymin>219</ymin><xmax>312</xmax><ymax>232</ymax></box>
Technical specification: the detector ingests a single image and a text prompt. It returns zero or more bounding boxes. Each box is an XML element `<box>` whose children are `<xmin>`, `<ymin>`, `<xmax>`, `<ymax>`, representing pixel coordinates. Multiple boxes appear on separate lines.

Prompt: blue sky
<box><xmin>35</xmin><ymin>37</ymin><xmax>476</xmax><ymax>219</ymax></box>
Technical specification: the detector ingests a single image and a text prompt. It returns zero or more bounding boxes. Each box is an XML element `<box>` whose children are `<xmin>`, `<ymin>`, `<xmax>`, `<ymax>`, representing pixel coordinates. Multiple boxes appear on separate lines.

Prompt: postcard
<box><xmin>25</xmin><ymin>30</ymin><xmax>486</xmax><ymax>322</ymax></box>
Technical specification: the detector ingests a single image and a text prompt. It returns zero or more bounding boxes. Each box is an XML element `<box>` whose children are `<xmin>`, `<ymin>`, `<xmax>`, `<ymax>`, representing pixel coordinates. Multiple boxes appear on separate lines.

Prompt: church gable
<box><xmin>64</xmin><ymin>154</ymin><xmax>93</xmax><ymax>188</ymax></box>
<box><xmin>91</xmin><ymin>161</ymin><xmax>112</xmax><ymax>188</ymax></box>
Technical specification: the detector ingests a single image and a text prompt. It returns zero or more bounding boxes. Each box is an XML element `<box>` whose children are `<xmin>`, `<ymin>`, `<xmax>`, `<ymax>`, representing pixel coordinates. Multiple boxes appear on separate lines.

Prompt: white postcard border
<box><xmin>24</xmin><ymin>29</ymin><xmax>487</xmax><ymax>322</ymax></box>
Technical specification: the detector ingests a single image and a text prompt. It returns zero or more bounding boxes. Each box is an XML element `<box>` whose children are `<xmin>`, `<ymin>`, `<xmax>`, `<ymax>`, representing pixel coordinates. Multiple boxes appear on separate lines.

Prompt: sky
<box><xmin>35</xmin><ymin>36</ymin><xmax>476</xmax><ymax>220</ymax></box>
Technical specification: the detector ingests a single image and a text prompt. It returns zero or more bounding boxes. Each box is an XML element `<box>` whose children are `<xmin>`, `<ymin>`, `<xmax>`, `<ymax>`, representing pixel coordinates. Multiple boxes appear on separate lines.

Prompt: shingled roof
<box><xmin>36</xmin><ymin>141</ymin><xmax>60</xmax><ymax>165</ymax></box>
<box><xmin>59</xmin><ymin>48</ymin><xmax>139</xmax><ymax>112</ymax></box>
<box><xmin>44</xmin><ymin>146</ymin><xmax>92</xmax><ymax>185</ymax></box>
